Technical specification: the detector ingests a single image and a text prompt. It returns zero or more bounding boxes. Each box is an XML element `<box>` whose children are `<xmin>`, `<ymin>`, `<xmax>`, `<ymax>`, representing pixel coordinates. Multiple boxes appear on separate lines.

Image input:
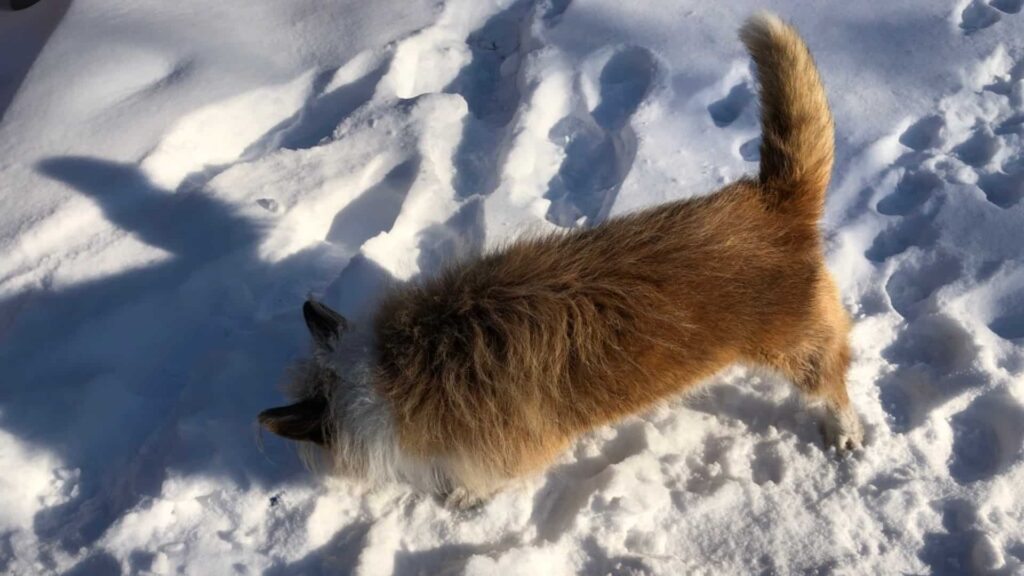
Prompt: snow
<box><xmin>1</xmin><ymin>0</ymin><xmax>1023</xmax><ymax>573</ymax></box>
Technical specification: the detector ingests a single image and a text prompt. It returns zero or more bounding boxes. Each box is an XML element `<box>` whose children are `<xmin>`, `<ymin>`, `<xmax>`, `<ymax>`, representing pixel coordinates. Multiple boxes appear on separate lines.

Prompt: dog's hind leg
<box><xmin>786</xmin><ymin>336</ymin><xmax>864</xmax><ymax>455</ymax></box>
<box><xmin>759</xmin><ymin>281</ymin><xmax>864</xmax><ymax>455</ymax></box>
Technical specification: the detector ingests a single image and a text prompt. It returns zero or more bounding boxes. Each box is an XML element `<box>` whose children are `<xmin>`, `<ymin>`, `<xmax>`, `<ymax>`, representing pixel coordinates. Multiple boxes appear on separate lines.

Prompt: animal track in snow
<box><xmin>683</xmin><ymin>435</ymin><xmax>738</xmax><ymax>495</ymax></box>
<box><xmin>953</xmin><ymin>126</ymin><xmax>1002</xmax><ymax>167</ymax></box>
<box><xmin>876</xmin><ymin>170</ymin><xmax>942</xmax><ymax>215</ymax></box>
<box><xmin>751</xmin><ymin>441</ymin><xmax>785</xmax><ymax>485</ymax></box>
<box><xmin>707</xmin><ymin>82</ymin><xmax>754</xmax><ymax>128</ymax></box>
<box><xmin>878</xmin><ymin>315</ymin><xmax>983</xmax><ymax>431</ymax></box>
<box><xmin>978</xmin><ymin>171</ymin><xmax>1024</xmax><ymax>207</ymax></box>
<box><xmin>885</xmin><ymin>313</ymin><xmax>979</xmax><ymax>376</ymax></box>
<box><xmin>995</xmin><ymin>113</ymin><xmax>1024</xmax><ymax>135</ymax></box>
<box><xmin>960</xmin><ymin>0</ymin><xmax>1023</xmax><ymax>33</ymax></box>
<box><xmin>446</xmin><ymin>0</ymin><xmax>535</xmax><ymax>200</ymax></box>
<box><xmin>989</xmin><ymin>308</ymin><xmax>1024</xmax><ymax>340</ymax></box>
<box><xmin>739</xmin><ymin>136</ymin><xmax>761</xmax><ymax>162</ymax></box>
<box><xmin>865</xmin><ymin>211</ymin><xmax>939</xmax><ymax>262</ymax></box>
<box><xmin>918</xmin><ymin>499</ymin><xmax>992</xmax><ymax>574</ymax></box>
<box><xmin>949</xmin><ymin>394</ymin><xmax>1024</xmax><ymax>484</ymax></box>
<box><xmin>530</xmin><ymin>421</ymin><xmax>650</xmax><ymax>543</ymax></box>
<box><xmin>884</xmin><ymin>251</ymin><xmax>962</xmax><ymax>319</ymax></box>
<box><xmin>592</xmin><ymin>47</ymin><xmax>657</xmax><ymax>132</ymax></box>
<box><xmin>977</xmin><ymin>151</ymin><xmax>1024</xmax><ymax>208</ymax></box>
<box><xmin>960</xmin><ymin>0</ymin><xmax>1003</xmax><ymax>33</ymax></box>
<box><xmin>705</xmin><ymin>71</ymin><xmax>760</xmax><ymax>163</ymax></box>
<box><xmin>899</xmin><ymin>115</ymin><xmax>946</xmax><ymax>151</ymax></box>
<box><xmin>863</xmin><ymin>49</ymin><xmax>1024</xmax><ymax>451</ymax></box>
<box><xmin>865</xmin><ymin>53</ymin><xmax>1023</xmax><ymax>267</ymax></box>
<box><xmin>545</xmin><ymin>46</ymin><xmax>656</xmax><ymax>227</ymax></box>
<box><xmin>991</xmin><ymin>0</ymin><xmax>1024</xmax><ymax>13</ymax></box>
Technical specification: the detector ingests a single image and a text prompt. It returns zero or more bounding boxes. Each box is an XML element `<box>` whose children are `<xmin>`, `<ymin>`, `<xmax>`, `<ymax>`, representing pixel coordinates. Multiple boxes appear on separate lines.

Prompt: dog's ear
<box><xmin>303</xmin><ymin>299</ymin><xmax>347</xmax><ymax>351</ymax></box>
<box><xmin>258</xmin><ymin>397</ymin><xmax>330</xmax><ymax>445</ymax></box>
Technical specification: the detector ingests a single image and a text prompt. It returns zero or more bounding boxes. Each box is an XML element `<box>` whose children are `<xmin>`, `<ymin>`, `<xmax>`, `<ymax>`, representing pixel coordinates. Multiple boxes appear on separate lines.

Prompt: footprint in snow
<box><xmin>876</xmin><ymin>170</ymin><xmax>943</xmax><ymax>216</ymax></box>
<box><xmin>707</xmin><ymin>81</ymin><xmax>754</xmax><ymax>128</ymax></box>
<box><xmin>989</xmin><ymin>307</ymin><xmax>1024</xmax><ymax>341</ymax></box>
<box><xmin>544</xmin><ymin>46</ymin><xmax>657</xmax><ymax>228</ymax></box>
<box><xmin>870</xmin><ymin>57</ymin><xmax>1024</xmax><ymax>442</ymax></box>
<box><xmin>751</xmin><ymin>441</ymin><xmax>786</xmax><ymax>485</ymax></box>
<box><xmin>865</xmin><ymin>211</ymin><xmax>940</xmax><ymax>262</ymax></box>
<box><xmin>877</xmin><ymin>314</ymin><xmax>983</xmax><ymax>431</ymax></box>
<box><xmin>960</xmin><ymin>0</ymin><xmax>1003</xmax><ymax>33</ymax></box>
<box><xmin>952</xmin><ymin>126</ymin><xmax>1001</xmax><ymax>167</ymax></box>
<box><xmin>977</xmin><ymin>151</ymin><xmax>1024</xmax><ymax>208</ymax></box>
<box><xmin>960</xmin><ymin>0</ymin><xmax>1022</xmax><ymax>33</ymax></box>
<box><xmin>739</xmin><ymin>135</ymin><xmax>761</xmax><ymax>162</ymax></box>
<box><xmin>995</xmin><ymin>114</ymin><xmax>1024</xmax><ymax>136</ymax></box>
<box><xmin>978</xmin><ymin>171</ymin><xmax>1024</xmax><ymax>207</ymax></box>
<box><xmin>899</xmin><ymin>115</ymin><xmax>946</xmax><ymax>151</ymax></box>
<box><xmin>707</xmin><ymin>76</ymin><xmax>759</xmax><ymax>162</ymax></box>
<box><xmin>991</xmin><ymin>0</ymin><xmax>1024</xmax><ymax>14</ymax></box>
<box><xmin>884</xmin><ymin>251</ymin><xmax>962</xmax><ymax>319</ymax></box>
<box><xmin>949</xmin><ymin>394</ymin><xmax>1024</xmax><ymax>484</ymax></box>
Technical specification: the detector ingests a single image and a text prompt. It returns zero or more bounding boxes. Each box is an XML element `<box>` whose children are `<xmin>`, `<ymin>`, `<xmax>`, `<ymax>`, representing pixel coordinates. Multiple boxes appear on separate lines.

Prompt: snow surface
<box><xmin>1</xmin><ymin>0</ymin><xmax>1023</xmax><ymax>574</ymax></box>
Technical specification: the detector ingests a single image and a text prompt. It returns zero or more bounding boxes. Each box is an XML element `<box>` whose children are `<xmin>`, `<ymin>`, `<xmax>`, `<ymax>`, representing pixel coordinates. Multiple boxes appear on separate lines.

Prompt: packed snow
<box><xmin>1</xmin><ymin>0</ymin><xmax>1023</xmax><ymax>574</ymax></box>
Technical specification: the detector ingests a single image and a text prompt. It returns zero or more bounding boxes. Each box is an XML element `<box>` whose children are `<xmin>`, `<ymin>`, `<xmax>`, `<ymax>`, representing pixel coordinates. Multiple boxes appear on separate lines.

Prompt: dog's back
<box><xmin>372</xmin><ymin>14</ymin><xmax>858</xmax><ymax>492</ymax></box>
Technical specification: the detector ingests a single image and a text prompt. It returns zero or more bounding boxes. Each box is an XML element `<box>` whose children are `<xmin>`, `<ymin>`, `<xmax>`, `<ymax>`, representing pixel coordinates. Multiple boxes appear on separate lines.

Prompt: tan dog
<box><xmin>260</xmin><ymin>13</ymin><xmax>864</xmax><ymax>506</ymax></box>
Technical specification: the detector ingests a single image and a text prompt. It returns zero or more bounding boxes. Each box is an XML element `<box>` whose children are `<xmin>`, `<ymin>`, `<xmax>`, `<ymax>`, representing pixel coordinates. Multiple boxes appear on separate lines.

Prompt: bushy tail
<box><xmin>740</xmin><ymin>13</ymin><xmax>834</xmax><ymax>221</ymax></box>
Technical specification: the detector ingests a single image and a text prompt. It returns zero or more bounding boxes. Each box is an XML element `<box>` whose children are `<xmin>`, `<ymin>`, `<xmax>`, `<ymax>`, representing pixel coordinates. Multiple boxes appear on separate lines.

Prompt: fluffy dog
<box><xmin>260</xmin><ymin>13</ymin><xmax>864</xmax><ymax>506</ymax></box>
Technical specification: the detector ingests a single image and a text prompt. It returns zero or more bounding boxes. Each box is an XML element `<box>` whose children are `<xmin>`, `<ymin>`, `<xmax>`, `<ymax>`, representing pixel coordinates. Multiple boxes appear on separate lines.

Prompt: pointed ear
<box><xmin>303</xmin><ymin>299</ymin><xmax>347</xmax><ymax>350</ymax></box>
<box><xmin>258</xmin><ymin>397</ymin><xmax>330</xmax><ymax>445</ymax></box>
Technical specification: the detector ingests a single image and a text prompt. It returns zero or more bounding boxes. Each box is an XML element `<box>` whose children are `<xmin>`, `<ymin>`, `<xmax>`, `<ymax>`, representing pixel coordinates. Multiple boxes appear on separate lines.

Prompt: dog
<box><xmin>259</xmin><ymin>13</ymin><xmax>864</xmax><ymax>506</ymax></box>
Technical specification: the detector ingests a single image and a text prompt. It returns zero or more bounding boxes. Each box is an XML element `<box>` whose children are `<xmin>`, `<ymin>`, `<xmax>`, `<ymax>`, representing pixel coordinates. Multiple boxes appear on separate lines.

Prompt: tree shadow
<box><xmin>0</xmin><ymin>155</ymin><xmax>391</xmax><ymax>555</ymax></box>
<box><xmin>0</xmin><ymin>0</ymin><xmax>72</xmax><ymax>121</ymax></box>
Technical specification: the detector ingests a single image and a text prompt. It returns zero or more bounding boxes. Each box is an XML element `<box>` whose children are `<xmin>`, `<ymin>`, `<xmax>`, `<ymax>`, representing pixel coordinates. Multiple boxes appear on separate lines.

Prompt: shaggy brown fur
<box><xmin>260</xmin><ymin>13</ymin><xmax>862</xmax><ymax>498</ymax></box>
<box><xmin>374</xmin><ymin>13</ymin><xmax>852</xmax><ymax>482</ymax></box>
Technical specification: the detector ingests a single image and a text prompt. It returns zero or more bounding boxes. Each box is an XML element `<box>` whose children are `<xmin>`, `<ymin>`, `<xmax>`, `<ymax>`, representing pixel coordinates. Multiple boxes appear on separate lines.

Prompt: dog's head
<box><xmin>259</xmin><ymin>299</ymin><xmax>415</xmax><ymax>484</ymax></box>
<box><xmin>258</xmin><ymin>299</ymin><xmax>350</xmax><ymax>447</ymax></box>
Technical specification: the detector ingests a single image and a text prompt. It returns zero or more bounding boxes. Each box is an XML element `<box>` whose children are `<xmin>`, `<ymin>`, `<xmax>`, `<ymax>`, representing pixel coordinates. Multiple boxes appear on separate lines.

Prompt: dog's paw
<box><xmin>822</xmin><ymin>405</ymin><xmax>864</xmax><ymax>456</ymax></box>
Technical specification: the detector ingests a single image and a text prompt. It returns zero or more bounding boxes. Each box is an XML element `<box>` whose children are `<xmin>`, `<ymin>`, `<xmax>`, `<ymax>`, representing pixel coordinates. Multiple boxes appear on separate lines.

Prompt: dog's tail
<box><xmin>740</xmin><ymin>13</ymin><xmax>834</xmax><ymax>222</ymax></box>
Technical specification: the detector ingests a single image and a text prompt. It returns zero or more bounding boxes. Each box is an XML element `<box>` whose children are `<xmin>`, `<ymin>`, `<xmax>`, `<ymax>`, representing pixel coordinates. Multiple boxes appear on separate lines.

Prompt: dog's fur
<box><xmin>260</xmin><ymin>13</ymin><xmax>864</xmax><ymax>504</ymax></box>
